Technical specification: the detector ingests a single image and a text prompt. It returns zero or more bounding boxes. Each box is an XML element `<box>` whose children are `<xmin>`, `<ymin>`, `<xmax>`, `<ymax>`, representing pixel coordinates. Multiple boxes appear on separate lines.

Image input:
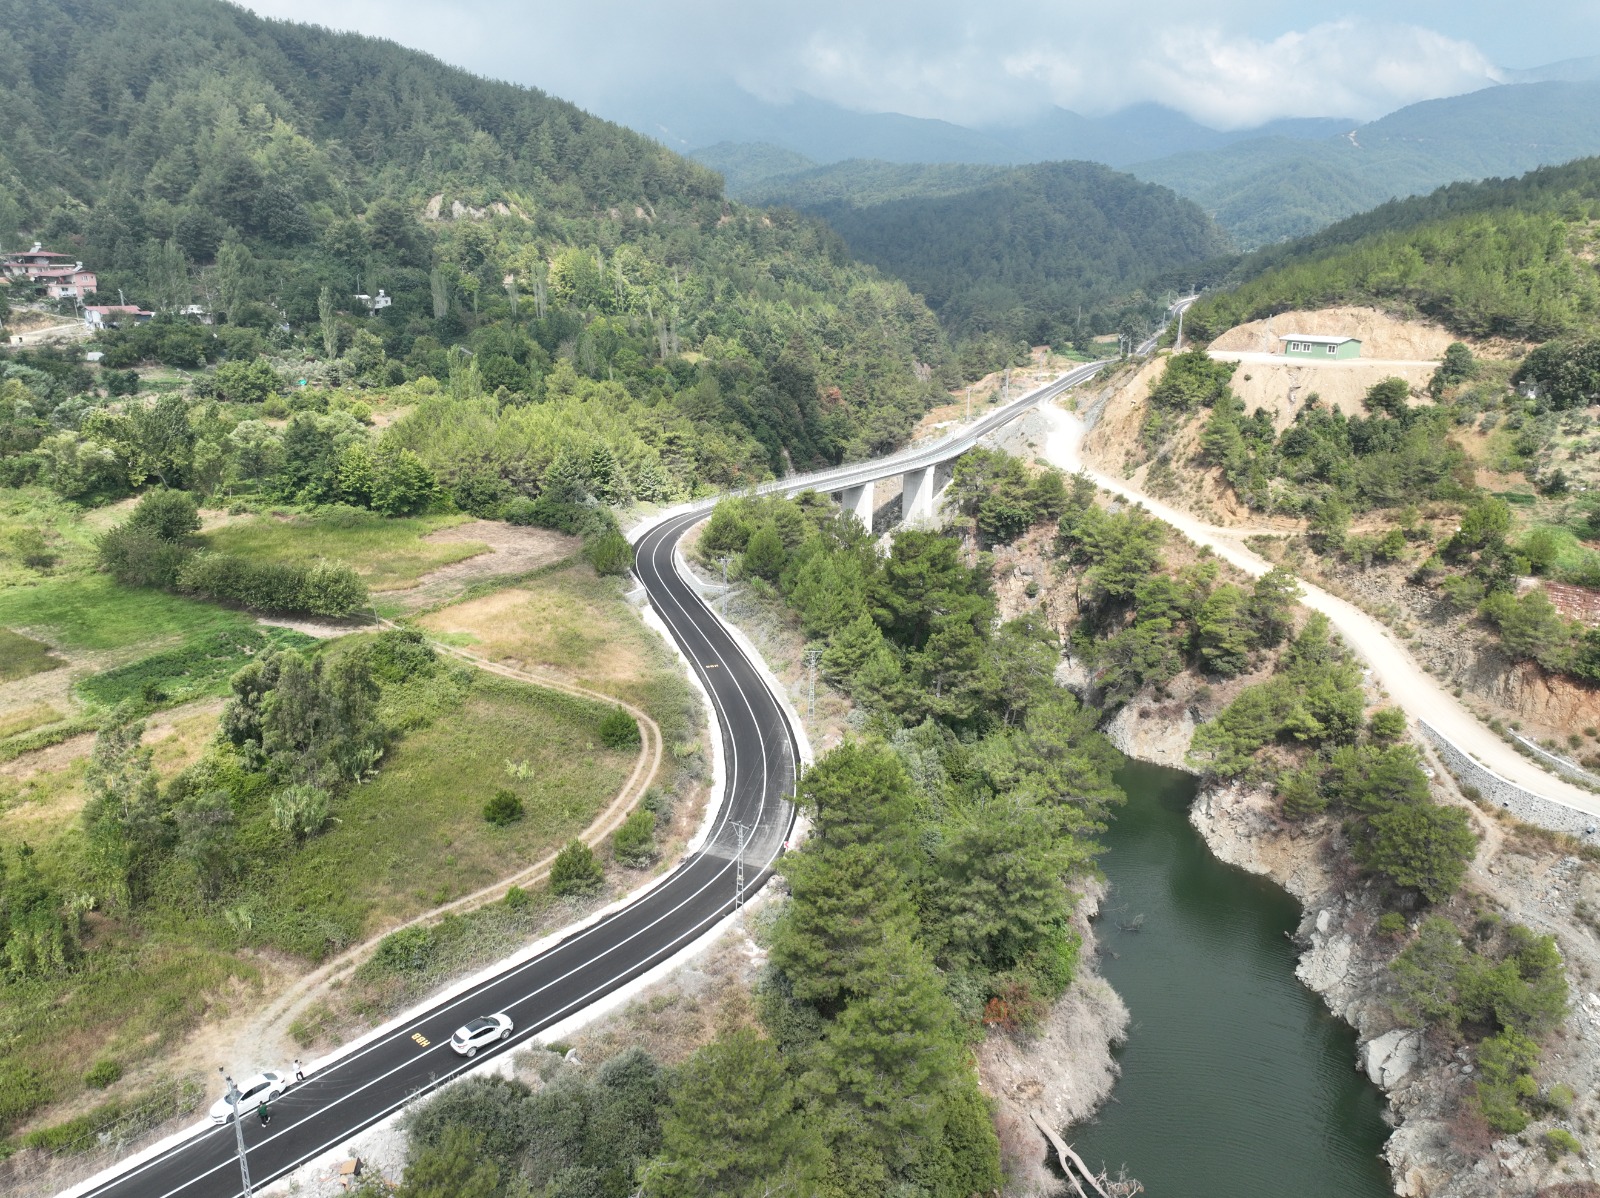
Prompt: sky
<box><xmin>240</xmin><ymin>0</ymin><xmax>1600</xmax><ymax>130</ymax></box>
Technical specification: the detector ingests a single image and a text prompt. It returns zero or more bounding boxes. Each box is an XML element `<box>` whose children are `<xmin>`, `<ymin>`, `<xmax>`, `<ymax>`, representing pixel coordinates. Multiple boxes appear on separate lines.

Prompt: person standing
<box><xmin>294</xmin><ymin>1059</ymin><xmax>305</xmax><ymax>1082</ymax></box>
<box><xmin>257</xmin><ymin>1100</ymin><xmax>271</xmax><ymax>1127</ymax></box>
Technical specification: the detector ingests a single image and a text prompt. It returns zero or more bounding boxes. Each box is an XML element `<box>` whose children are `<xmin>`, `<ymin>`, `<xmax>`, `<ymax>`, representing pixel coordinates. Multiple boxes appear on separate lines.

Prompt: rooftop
<box><xmin>1279</xmin><ymin>333</ymin><xmax>1361</xmax><ymax>345</ymax></box>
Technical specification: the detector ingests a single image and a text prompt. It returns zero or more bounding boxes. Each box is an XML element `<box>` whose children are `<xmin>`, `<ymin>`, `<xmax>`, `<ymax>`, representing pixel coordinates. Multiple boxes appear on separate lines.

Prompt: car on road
<box><xmin>450</xmin><ymin>1013</ymin><xmax>513</xmax><ymax>1057</ymax></box>
<box><xmin>209</xmin><ymin>1072</ymin><xmax>288</xmax><ymax>1123</ymax></box>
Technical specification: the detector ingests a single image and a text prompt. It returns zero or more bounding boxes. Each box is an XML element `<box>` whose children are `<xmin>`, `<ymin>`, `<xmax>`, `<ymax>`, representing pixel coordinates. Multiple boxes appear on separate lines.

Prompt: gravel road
<box><xmin>1035</xmin><ymin>400</ymin><xmax>1600</xmax><ymax>822</ymax></box>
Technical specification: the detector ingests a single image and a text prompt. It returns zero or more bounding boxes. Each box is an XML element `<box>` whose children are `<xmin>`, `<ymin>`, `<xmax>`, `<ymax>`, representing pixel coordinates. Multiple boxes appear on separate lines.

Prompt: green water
<box><xmin>1070</xmin><ymin>760</ymin><xmax>1394</xmax><ymax>1197</ymax></box>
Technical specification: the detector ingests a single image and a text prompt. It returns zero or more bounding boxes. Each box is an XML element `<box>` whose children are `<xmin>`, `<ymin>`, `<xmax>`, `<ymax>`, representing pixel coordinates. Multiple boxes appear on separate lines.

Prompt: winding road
<box><xmin>67</xmin><ymin>292</ymin><xmax>1583</xmax><ymax>1197</ymax></box>
<box><xmin>69</xmin><ymin>509</ymin><xmax>799</xmax><ymax>1198</ymax></box>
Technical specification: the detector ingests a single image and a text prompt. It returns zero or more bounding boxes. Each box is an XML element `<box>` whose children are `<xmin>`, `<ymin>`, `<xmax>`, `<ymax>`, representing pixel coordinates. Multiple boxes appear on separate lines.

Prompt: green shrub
<box><xmin>368</xmin><ymin>924</ymin><xmax>436</xmax><ymax>975</ymax></box>
<box><xmin>549</xmin><ymin>839</ymin><xmax>603</xmax><ymax>897</ymax></box>
<box><xmin>483</xmin><ymin>789</ymin><xmax>524</xmax><ymax>827</ymax></box>
<box><xmin>1376</xmin><ymin>913</ymin><xmax>1408</xmax><ymax>939</ymax></box>
<box><xmin>97</xmin><ymin>525</ymin><xmax>192</xmax><ymax>587</ymax></box>
<box><xmin>584</xmin><ymin>529</ymin><xmax>634</xmax><ymax>576</ymax></box>
<box><xmin>1547</xmin><ymin>1083</ymin><xmax>1577</xmax><ymax>1114</ymax></box>
<box><xmin>125</xmin><ymin>489</ymin><xmax>201</xmax><ymax>542</ymax></box>
<box><xmin>271</xmin><ymin>784</ymin><xmax>331</xmax><ymax>841</ymax></box>
<box><xmin>83</xmin><ymin>1060</ymin><xmax>123</xmax><ymax>1090</ymax></box>
<box><xmin>598</xmin><ymin>706</ymin><xmax>640</xmax><ymax>749</ymax></box>
<box><xmin>503</xmin><ymin>885</ymin><xmax>531</xmax><ymax>910</ymax></box>
<box><xmin>1367</xmin><ymin>707</ymin><xmax>1408</xmax><ymax>743</ymax></box>
<box><xmin>0</xmin><ymin>1063</ymin><xmax>48</xmax><ymax>1135</ymax></box>
<box><xmin>611</xmin><ymin>807</ymin><xmax>657</xmax><ymax>866</ymax></box>
<box><xmin>1545</xmin><ymin>1128</ymin><xmax>1582</xmax><ymax>1160</ymax></box>
<box><xmin>176</xmin><ymin>552</ymin><xmax>368</xmax><ymax>616</ymax></box>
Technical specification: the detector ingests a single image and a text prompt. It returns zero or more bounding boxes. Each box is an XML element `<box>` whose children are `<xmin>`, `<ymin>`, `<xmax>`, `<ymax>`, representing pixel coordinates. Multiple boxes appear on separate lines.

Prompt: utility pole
<box><xmin>803</xmin><ymin>646</ymin><xmax>822</xmax><ymax>720</ymax></box>
<box><xmin>1174</xmin><ymin>301</ymin><xmax>1186</xmax><ymax>353</ymax></box>
<box><xmin>219</xmin><ymin>1068</ymin><xmax>254</xmax><ymax>1198</ymax></box>
<box><xmin>1004</xmin><ymin>366</ymin><xmax>1011</xmax><ymax>403</ymax></box>
<box><xmin>733</xmin><ymin>821</ymin><xmax>750</xmax><ymax>907</ymax></box>
<box><xmin>965</xmin><ymin>385</ymin><xmax>972</xmax><ymax>422</ymax></box>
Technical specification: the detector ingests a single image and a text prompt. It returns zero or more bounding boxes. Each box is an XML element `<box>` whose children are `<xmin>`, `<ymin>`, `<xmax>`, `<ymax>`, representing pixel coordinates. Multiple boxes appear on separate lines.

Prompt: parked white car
<box><xmin>450</xmin><ymin>1013</ymin><xmax>513</xmax><ymax>1057</ymax></box>
<box><xmin>210</xmin><ymin>1071</ymin><xmax>288</xmax><ymax>1123</ymax></box>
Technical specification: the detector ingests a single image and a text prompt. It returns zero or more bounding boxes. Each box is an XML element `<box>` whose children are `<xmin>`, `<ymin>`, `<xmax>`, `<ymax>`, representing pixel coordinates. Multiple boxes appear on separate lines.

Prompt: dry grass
<box><xmin>418</xmin><ymin>564</ymin><xmax>656</xmax><ymax>702</ymax></box>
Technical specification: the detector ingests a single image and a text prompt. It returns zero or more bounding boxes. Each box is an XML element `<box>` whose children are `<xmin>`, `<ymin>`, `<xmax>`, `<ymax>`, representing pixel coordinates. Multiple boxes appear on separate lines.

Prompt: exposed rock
<box><xmin>1364</xmin><ymin>1029</ymin><xmax>1422</xmax><ymax>1089</ymax></box>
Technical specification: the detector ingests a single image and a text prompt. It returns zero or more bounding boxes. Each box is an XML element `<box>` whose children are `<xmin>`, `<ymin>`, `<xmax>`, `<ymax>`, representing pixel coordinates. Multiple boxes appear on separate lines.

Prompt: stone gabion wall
<box><xmin>1418</xmin><ymin>721</ymin><xmax>1599</xmax><ymax>839</ymax></box>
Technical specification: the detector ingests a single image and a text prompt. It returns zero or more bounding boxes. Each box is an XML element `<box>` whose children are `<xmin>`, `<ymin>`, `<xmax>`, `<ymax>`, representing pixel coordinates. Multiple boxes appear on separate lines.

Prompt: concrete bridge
<box><xmin>753</xmin><ymin>356</ymin><xmax>1109</xmax><ymax>526</ymax></box>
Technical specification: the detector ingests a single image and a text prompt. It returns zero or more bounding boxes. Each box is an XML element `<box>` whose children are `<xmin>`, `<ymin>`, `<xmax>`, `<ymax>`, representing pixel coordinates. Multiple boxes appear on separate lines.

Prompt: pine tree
<box><xmin>644</xmin><ymin>1030</ymin><xmax>825</xmax><ymax>1198</ymax></box>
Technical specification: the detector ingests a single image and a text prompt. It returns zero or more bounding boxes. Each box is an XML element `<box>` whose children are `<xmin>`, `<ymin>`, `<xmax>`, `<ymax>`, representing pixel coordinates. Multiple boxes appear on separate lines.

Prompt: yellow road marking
<box><xmin>412</xmin><ymin>1032</ymin><xmax>430</xmax><ymax>1047</ymax></box>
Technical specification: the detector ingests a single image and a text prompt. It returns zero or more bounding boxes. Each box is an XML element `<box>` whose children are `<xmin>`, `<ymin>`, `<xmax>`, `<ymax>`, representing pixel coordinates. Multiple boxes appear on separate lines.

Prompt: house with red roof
<box><xmin>83</xmin><ymin>305</ymin><xmax>153</xmax><ymax>329</ymax></box>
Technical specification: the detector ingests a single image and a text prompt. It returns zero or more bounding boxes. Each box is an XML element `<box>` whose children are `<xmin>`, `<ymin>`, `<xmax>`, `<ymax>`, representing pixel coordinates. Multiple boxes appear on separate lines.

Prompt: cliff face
<box><xmin>980</xmin><ymin>880</ymin><xmax>1131</xmax><ymax>1197</ymax></box>
<box><xmin>1190</xmin><ymin>782</ymin><xmax>1600</xmax><ymax>1198</ymax></box>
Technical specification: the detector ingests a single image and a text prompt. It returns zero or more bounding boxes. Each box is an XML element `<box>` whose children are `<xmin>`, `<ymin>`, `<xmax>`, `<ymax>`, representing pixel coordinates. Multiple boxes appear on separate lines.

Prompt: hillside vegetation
<box><xmin>0</xmin><ymin>0</ymin><xmax>953</xmax><ymax>497</ymax></box>
<box><xmin>752</xmin><ymin>159</ymin><xmax>1230</xmax><ymax>362</ymax></box>
<box><xmin>1185</xmin><ymin>159</ymin><xmax>1600</xmax><ymax>344</ymax></box>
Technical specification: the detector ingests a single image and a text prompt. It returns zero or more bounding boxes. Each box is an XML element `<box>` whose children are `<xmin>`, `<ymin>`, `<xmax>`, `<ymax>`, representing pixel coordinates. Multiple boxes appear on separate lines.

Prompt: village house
<box><xmin>34</xmin><ymin>264</ymin><xmax>98</xmax><ymax>299</ymax></box>
<box><xmin>83</xmin><ymin>304</ymin><xmax>153</xmax><ymax>330</ymax></box>
<box><xmin>1</xmin><ymin>243</ymin><xmax>79</xmax><ymax>279</ymax></box>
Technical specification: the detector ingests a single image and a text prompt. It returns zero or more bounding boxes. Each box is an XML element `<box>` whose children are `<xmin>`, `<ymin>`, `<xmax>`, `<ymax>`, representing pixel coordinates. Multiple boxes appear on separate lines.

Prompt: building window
<box><xmin>1326</xmin><ymin>344</ymin><xmax>1336</xmax><ymax>354</ymax></box>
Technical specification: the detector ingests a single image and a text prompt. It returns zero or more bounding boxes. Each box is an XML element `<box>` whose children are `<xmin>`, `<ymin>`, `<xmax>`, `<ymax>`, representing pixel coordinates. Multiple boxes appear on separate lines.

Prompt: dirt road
<box><xmin>1035</xmin><ymin>401</ymin><xmax>1600</xmax><ymax>821</ymax></box>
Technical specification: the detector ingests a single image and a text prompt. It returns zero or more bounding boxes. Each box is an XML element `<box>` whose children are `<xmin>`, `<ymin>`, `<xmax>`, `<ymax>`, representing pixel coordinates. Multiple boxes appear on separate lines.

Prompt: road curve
<box><xmin>69</xmin><ymin>509</ymin><xmax>799</xmax><ymax>1198</ymax></box>
<box><xmin>1035</xmin><ymin>401</ymin><xmax>1600</xmax><ymax>820</ymax></box>
<box><xmin>65</xmin><ymin>328</ymin><xmax>1187</xmax><ymax>1198</ymax></box>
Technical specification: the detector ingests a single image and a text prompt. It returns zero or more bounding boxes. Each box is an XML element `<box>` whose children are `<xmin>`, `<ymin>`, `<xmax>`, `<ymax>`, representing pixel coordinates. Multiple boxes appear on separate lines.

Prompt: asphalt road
<box><xmin>74</xmin><ymin>507</ymin><xmax>799</xmax><ymax>1198</ymax></box>
<box><xmin>71</xmin><ymin>307</ymin><xmax>1196</xmax><ymax>1197</ymax></box>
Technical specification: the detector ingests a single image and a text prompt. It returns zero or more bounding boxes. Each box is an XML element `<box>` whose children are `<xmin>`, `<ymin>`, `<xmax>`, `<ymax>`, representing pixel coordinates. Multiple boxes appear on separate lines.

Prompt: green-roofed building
<box><xmin>1282</xmin><ymin>334</ymin><xmax>1362</xmax><ymax>361</ymax></box>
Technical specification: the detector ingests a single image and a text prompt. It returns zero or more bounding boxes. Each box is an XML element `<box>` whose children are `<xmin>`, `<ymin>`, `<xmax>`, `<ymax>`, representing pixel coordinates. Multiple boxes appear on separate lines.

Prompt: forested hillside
<box><xmin>1131</xmin><ymin>81</ymin><xmax>1600</xmax><ymax>248</ymax></box>
<box><xmin>753</xmin><ymin>160</ymin><xmax>1230</xmax><ymax>360</ymax></box>
<box><xmin>1184</xmin><ymin>158</ymin><xmax>1600</xmax><ymax>344</ymax></box>
<box><xmin>0</xmin><ymin>0</ymin><xmax>953</xmax><ymax>496</ymax></box>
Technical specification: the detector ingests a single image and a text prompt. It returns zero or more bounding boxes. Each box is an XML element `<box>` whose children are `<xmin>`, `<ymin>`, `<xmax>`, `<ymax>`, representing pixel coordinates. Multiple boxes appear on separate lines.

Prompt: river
<box><xmin>1069</xmin><ymin>760</ymin><xmax>1395</xmax><ymax>1197</ymax></box>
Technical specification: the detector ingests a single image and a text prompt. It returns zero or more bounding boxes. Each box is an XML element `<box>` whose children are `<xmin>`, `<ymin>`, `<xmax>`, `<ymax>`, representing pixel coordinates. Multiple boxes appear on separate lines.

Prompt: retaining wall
<box><xmin>1418</xmin><ymin>720</ymin><xmax>1599</xmax><ymax>839</ymax></box>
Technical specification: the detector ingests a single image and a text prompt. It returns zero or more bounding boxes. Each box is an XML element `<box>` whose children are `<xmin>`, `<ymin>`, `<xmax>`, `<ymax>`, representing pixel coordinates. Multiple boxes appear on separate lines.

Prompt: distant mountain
<box><xmin>1131</xmin><ymin>81</ymin><xmax>1600</xmax><ymax>247</ymax></box>
<box><xmin>755</xmin><ymin>160</ymin><xmax>1230</xmax><ymax>350</ymax></box>
<box><xmin>607</xmin><ymin>83</ymin><xmax>1351</xmax><ymax>177</ymax></box>
<box><xmin>1501</xmin><ymin>55</ymin><xmax>1600</xmax><ymax>84</ymax></box>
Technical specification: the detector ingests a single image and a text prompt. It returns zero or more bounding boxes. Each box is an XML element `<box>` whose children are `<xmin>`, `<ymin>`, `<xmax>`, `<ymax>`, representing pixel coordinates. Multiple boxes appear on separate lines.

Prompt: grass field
<box><xmin>419</xmin><ymin>563</ymin><xmax>687</xmax><ymax>714</ymax></box>
<box><xmin>202</xmin><ymin>509</ymin><xmax>486</xmax><ymax>592</ymax></box>
<box><xmin>0</xmin><ymin>628</ymin><xmax>63</xmax><ymax>681</ymax></box>
<box><xmin>248</xmin><ymin>674</ymin><xmax>635</xmax><ymax>944</ymax></box>
<box><xmin>0</xmin><ymin>573</ymin><xmax>255</xmax><ymax>653</ymax></box>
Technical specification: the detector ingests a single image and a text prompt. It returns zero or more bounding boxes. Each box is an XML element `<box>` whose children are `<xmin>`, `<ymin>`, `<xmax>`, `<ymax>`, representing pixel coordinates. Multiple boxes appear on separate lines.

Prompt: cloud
<box><xmin>1007</xmin><ymin>19</ymin><xmax>1503</xmax><ymax>128</ymax></box>
<box><xmin>240</xmin><ymin>0</ymin><xmax>1540</xmax><ymax>129</ymax></box>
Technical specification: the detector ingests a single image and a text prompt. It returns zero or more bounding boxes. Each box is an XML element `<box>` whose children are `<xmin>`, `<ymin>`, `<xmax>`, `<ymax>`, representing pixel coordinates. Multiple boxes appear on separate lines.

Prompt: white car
<box><xmin>210</xmin><ymin>1071</ymin><xmax>288</xmax><ymax>1123</ymax></box>
<box><xmin>450</xmin><ymin>1013</ymin><xmax>513</xmax><ymax>1057</ymax></box>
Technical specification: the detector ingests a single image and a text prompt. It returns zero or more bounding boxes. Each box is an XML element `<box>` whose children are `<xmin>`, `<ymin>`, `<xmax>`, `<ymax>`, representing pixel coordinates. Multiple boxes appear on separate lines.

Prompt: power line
<box><xmin>733</xmin><ymin>821</ymin><xmax>750</xmax><ymax>907</ymax></box>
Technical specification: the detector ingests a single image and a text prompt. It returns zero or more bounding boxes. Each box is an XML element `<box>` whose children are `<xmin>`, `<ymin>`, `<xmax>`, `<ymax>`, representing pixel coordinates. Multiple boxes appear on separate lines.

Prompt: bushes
<box><xmin>482</xmin><ymin>789</ymin><xmax>524</xmax><ymax>827</ymax></box>
<box><xmin>598</xmin><ymin>707</ymin><xmax>640</xmax><ymax>749</ymax></box>
<box><xmin>550</xmin><ymin>839</ymin><xmax>603</xmax><ymax>896</ymax></box>
<box><xmin>611</xmin><ymin>807</ymin><xmax>657</xmax><ymax>866</ymax></box>
<box><xmin>83</xmin><ymin>1060</ymin><xmax>123</xmax><ymax>1089</ymax></box>
<box><xmin>176</xmin><ymin>552</ymin><xmax>368</xmax><ymax>616</ymax></box>
<box><xmin>585</xmin><ymin>529</ymin><xmax>634</xmax><ymax>576</ymax></box>
<box><xmin>368</xmin><ymin>924</ymin><xmax>436</xmax><ymax>975</ymax></box>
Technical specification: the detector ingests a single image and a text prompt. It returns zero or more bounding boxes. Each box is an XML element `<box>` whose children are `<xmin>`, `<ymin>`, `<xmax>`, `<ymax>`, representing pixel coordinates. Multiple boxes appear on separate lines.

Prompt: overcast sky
<box><xmin>241</xmin><ymin>0</ymin><xmax>1600</xmax><ymax>129</ymax></box>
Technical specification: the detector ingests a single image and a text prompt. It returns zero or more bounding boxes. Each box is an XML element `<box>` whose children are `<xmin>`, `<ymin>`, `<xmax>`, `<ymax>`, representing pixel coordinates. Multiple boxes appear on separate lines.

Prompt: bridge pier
<box><xmin>835</xmin><ymin>480</ymin><xmax>875</xmax><ymax>529</ymax></box>
<box><xmin>901</xmin><ymin>461</ymin><xmax>955</xmax><ymax>528</ymax></box>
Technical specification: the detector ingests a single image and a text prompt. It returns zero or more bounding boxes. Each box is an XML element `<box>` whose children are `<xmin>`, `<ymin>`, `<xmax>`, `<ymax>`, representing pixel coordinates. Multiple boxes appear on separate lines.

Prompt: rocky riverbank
<box><xmin>980</xmin><ymin>879</ymin><xmax>1130</xmax><ymax>1196</ymax></box>
<box><xmin>1190</xmin><ymin>777</ymin><xmax>1600</xmax><ymax>1198</ymax></box>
